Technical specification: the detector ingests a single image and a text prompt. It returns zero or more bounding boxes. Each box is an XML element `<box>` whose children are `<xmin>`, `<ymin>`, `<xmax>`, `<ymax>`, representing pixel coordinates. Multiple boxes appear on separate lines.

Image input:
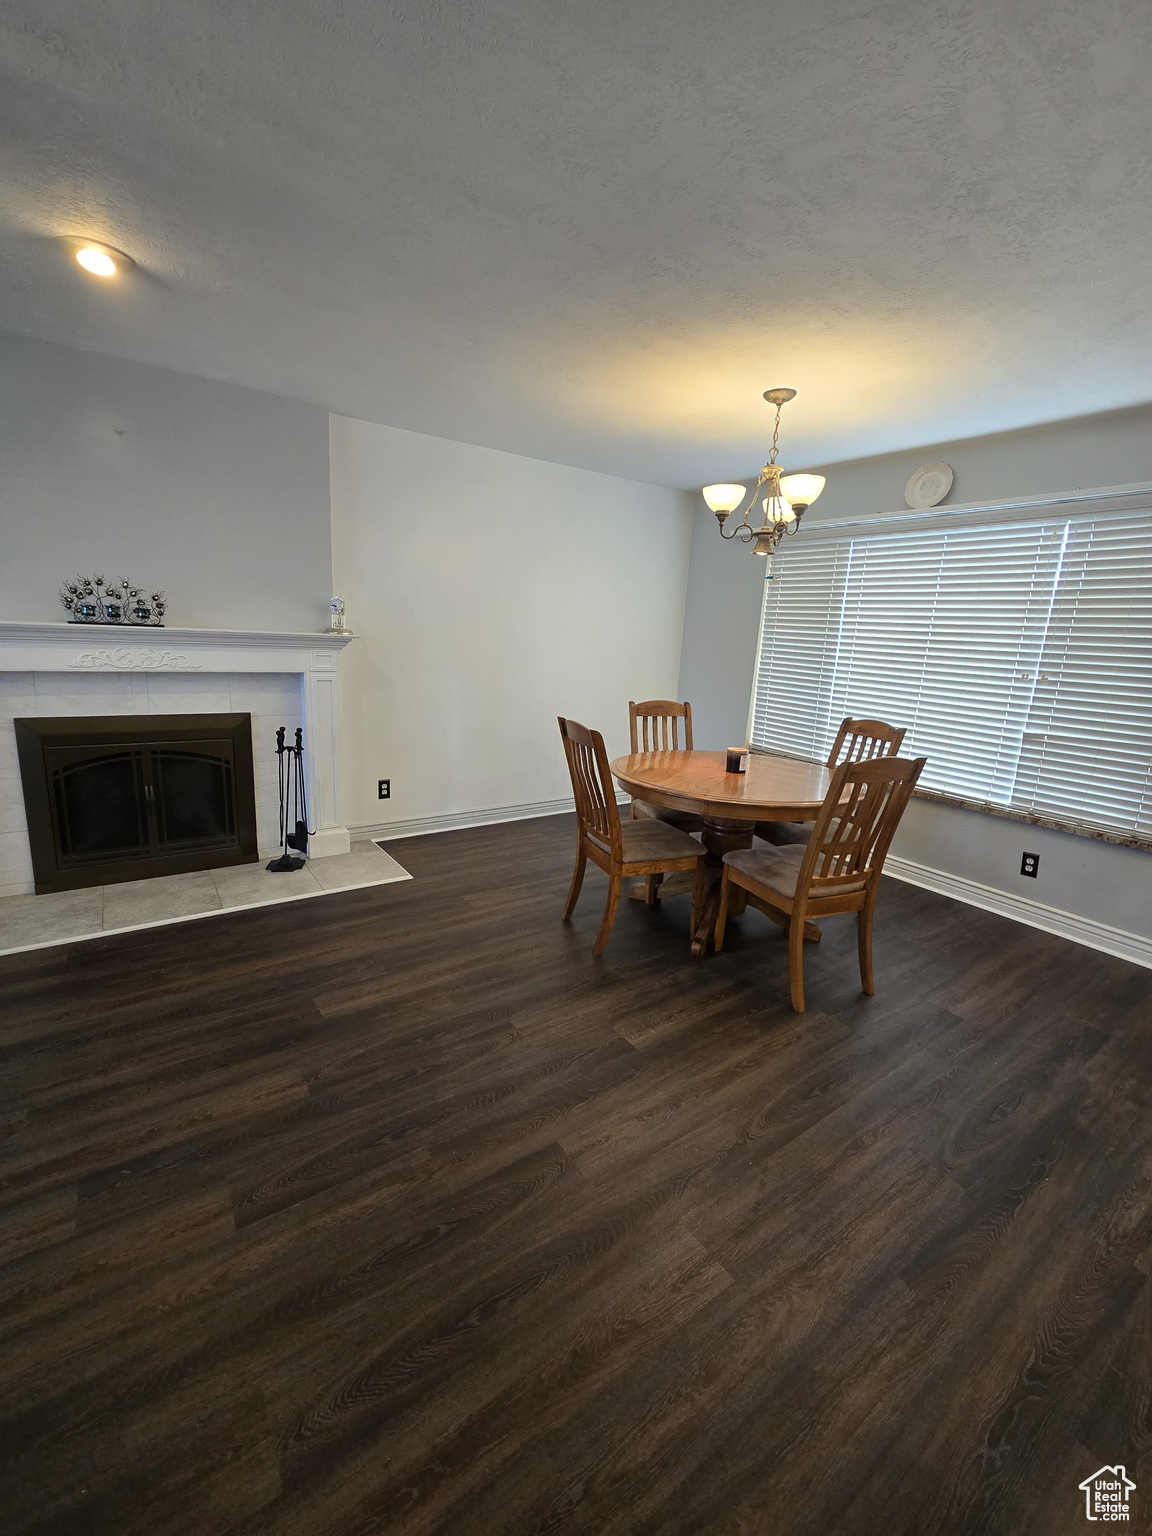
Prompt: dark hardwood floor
<box><xmin>1</xmin><ymin>813</ymin><xmax>1150</xmax><ymax>1536</ymax></box>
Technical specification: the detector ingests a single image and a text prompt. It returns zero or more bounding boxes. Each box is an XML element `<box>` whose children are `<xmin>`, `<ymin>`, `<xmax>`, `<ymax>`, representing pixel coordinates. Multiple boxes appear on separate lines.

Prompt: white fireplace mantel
<box><xmin>0</xmin><ymin>621</ymin><xmax>356</xmax><ymax>859</ymax></box>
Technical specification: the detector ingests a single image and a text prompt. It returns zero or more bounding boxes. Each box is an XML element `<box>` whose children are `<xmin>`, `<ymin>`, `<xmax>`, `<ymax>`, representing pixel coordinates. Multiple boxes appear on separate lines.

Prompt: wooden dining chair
<box><xmin>559</xmin><ymin>716</ymin><xmax>706</xmax><ymax>955</ymax></box>
<box><xmin>756</xmin><ymin>716</ymin><xmax>907</xmax><ymax>846</ymax></box>
<box><xmin>630</xmin><ymin>699</ymin><xmax>694</xmax><ymax>753</ymax></box>
<box><xmin>717</xmin><ymin>753</ymin><xmax>926</xmax><ymax>1012</ymax></box>
<box><xmin>628</xmin><ymin>699</ymin><xmax>705</xmax><ymax>833</ymax></box>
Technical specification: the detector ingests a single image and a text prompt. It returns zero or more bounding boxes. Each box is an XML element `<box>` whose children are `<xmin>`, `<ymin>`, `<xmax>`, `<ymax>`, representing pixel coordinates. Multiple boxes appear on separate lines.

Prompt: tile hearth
<box><xmin>0</xmin><ymin>840</ymin><xmax>410</xmax><ymax>956</ymax></box>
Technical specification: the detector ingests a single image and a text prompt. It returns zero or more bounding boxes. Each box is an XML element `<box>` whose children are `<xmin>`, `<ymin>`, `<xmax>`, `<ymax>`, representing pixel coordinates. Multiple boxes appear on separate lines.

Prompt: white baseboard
<box><xmin>884</xmin><ymin>854</ymin><xmax>1152</xmax><ymax>971</ymax></box>
<box><xmin>352</xmin><ymin>796</ymin><xmax>580</xmax><ymax>843</ymax></box>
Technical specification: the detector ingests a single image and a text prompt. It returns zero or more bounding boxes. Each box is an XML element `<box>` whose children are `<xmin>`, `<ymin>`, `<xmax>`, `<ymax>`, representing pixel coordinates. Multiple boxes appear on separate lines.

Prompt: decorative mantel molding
<box><xmin>0</xmin><ymin>620</ymin><xmax>355</xmax><ymax>647</ymax></box>
<box><xmin>70</xmin><ymin>647</ymin><xmax>202</xmax><ymax>671</ymax></box>
<box><xmin>0</xmin><ymin>620</ymin><xmax>356</xmax><ymax>860</ymax></box>
<box><xmin>0</xmin><ymin>620</ymin><xmax>355</xmax><ymax>671</ymax></box>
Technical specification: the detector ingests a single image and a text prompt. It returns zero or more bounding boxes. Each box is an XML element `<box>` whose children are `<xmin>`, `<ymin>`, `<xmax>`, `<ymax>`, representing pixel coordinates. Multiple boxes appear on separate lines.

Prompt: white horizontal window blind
<box><xmin>749</xmin><ymin>541</ymin><xmax>852</xmax><ymax>763</ymax></box>
<box><xmin>1012</xmin><ymin>511</ymin><xmax>1152</xmax><ymax>837</ymax></box>
<box><xmin>749</xmin><ymin>505</ymin><xmax>1152</xmax><ymax>839</ymax></box>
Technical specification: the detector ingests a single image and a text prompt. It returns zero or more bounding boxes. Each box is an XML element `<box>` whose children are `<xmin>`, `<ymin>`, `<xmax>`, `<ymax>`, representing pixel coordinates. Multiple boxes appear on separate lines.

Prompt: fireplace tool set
<box><xmin>267</xmin><ymin>726</ymin><xmax>311</xmax><ymax>872</ymax></box>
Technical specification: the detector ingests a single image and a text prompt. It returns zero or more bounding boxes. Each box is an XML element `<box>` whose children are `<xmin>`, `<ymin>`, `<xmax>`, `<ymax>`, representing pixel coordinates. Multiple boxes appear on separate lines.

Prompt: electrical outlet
<box><xmin>1020</xmin><ymin>851</ymin><xmax>1038</xmax><ymax>878</ymax></box>
<box><xmin>378</xmin><ymin>779</ymin><xmax>390</xmax><ymax>800</ymax></box>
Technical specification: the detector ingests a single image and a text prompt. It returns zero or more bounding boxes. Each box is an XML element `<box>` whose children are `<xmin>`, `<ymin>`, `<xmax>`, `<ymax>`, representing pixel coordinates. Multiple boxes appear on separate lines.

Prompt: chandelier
<box><xmin>702</xmin><ymin>388</ymin><xmax>825</xmax><ymax>568</ymax></box>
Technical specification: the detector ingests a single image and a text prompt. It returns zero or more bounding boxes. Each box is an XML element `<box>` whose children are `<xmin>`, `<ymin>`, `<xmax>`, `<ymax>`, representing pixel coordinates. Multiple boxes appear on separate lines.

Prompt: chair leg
<box><xmin>691</xmin><ymin>859</ymin><xmax>706</xmax><ymax>935</ymax></box>
<box><xmin>714</xmin><ymin>867</ymin><xmax>731</xmax><ymax>952</ymax></box>
<box><xmin>787</xmin><ymin>906</ymin><xmax>806</xmax><ymax>1012</ymax></box>
<box><xmin>645</xmin><ymin>873</ymin><xmax>663</xmax><ymax>906</ymax></box>
<box><xmin>562</xmin><ymin>843</ymin><xmax>587</xmax><ymax>921</ymax></box>
<box><xmin>592</xmin><ymin>872</ymin><xmax>622</xmax><ymax>956</ymax></box>
<box><xmin>858</xmin><ymin>892</ymin><xmax>876</xmax><ymax>995</ymax></box>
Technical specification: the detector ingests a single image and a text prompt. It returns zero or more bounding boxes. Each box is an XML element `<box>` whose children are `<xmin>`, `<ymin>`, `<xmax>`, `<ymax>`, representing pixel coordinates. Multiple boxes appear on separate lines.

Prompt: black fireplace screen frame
<box><xmin>15</xmin><ymin>713</ymin><xmax>259</xmax><ymax>894</ymax></box>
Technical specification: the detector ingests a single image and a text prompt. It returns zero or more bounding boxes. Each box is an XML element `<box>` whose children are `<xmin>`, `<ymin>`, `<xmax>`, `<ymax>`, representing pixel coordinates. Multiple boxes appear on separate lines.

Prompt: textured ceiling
<box><xmin>2</xmin><ymin>0</ymin><xmax>1152</xmax><ymax>487</ymax></box>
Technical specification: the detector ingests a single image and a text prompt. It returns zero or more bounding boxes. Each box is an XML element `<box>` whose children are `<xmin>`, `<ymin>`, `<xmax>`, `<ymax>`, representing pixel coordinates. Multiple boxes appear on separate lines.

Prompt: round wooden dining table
<box><xmin>609</xmin><ymin>749</ymin><xmax>835</xmax><ymax>956</ymax></box>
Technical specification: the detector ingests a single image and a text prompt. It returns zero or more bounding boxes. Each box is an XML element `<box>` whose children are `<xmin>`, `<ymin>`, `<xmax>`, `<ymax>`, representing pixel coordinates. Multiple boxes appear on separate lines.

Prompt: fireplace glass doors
<box><xmin>15</xmin><ymin>714</ymin><xmax>259</xmax><ymax>893</ymax></box>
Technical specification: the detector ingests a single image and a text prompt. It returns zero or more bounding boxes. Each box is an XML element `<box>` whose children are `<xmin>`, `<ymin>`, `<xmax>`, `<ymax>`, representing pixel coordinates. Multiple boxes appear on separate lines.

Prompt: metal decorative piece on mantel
<box><xmin>267</xmin><ymin>726</ymin><xmax>311</xmax><ymax>872</ymax></box>
<box><xmin>60</xmin><ymin>576</ymin><xmax>167</xmax><ymax>626</ymax></box>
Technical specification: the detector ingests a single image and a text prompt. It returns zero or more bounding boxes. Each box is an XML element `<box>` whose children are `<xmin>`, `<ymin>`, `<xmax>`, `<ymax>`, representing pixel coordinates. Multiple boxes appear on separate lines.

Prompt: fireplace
<box><xmin>15</xmin><ymin>714</ymin><xmax>259</xmax><ymax>893</ymax></box>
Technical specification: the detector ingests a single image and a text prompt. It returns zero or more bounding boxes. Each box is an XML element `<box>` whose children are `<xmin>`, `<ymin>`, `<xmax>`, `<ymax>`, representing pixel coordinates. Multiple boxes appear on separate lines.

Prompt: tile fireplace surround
<box><xmin>0</xmin><ymin>621</ymin><xmax>354</xmax><ymax>899</ymax></box>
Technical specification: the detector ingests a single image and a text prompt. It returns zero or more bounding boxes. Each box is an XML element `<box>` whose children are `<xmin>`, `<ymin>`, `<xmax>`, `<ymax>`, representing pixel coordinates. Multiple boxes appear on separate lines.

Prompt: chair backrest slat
<box><xmin>558</xmin><ymin>717</ymin><xmax>622</xmax><ymax>855</ymax></box>
<box><xmin>629</xmin><ymin>699</ymin><xmax>693</xmax><ymax>754</ymax></box>
<box><xmin>826</xmin><ymin>716</ymin><xmax>906</xmax><ymax>768</ymax></box>
<box><xmin>797</xmin><ymin>755</ymin><xmax>926</xmax><ymax>896</ymax></box>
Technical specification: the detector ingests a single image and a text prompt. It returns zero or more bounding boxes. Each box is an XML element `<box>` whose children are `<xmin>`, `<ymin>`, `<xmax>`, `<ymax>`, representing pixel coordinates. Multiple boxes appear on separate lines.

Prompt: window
<box><xmin>748</xmin><ymin>503</ymin><xmax>1152</xmax><ymax>840</ymax></box>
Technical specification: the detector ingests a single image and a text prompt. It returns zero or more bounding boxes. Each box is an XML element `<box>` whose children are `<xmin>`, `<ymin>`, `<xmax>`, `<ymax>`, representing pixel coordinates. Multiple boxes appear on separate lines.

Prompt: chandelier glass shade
<box><xmin>702</xmin><ymin>389</ymin><xmax>825</xmax><ymax>565</ymax></box>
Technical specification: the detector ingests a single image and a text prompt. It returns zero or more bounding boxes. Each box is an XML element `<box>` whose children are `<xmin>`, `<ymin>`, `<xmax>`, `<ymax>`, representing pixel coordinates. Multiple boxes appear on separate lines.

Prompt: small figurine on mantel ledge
<box><xmin>327</xmin><ymin>595</ymin><xmax>348</xmax><ymax>634</ymax></box>
<box><xmin>60</xmin><ymin>576</ymin><xmax>166</xmax><ymax>626</ymax></box>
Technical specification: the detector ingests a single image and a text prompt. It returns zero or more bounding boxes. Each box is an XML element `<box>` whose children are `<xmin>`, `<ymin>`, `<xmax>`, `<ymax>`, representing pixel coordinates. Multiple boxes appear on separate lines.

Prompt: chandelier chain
<box><xmin>768</xmin><ymin>404</ymin><xmax>782</xmax><ymax>467</ymax></box>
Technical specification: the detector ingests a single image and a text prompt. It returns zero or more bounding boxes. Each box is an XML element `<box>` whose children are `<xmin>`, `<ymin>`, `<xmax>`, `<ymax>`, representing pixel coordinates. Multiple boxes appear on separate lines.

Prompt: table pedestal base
<box><xmin>628</xmin><ymin>871</ymin><xmax>695</xmax><ymax>902</ymax></box>
<box><xmin>679</xmin><ymin>817</ymin><xmax>741</xmax><ymax>957</ymax></box>
<box><xmin>624</xmin><ymin>817</ymin><xmax>821</xmax><ymax>955</ymax></box>
<box><xmin>686</xmin><ymin>817</ymin><xmax>821</xmax><ymax>958</ymax></box>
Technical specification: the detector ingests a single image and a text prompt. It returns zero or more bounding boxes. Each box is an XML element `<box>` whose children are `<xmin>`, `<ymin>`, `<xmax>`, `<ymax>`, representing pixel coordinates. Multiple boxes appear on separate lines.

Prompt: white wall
<box><xmin>0</xmin><ymin>332</ymin><xmax>332</xmax><ymax>632</ymax></box>
<box><xmin>794</xmin><ymin>401</ymin><xmax>1152</xmax><ymax>526</ymax></box>
<box><xmin>330</xmin><ymin>415</ymin><xmax>694</xmax><ymax>832</ymax></box>
<box><xmin>892</xmin><ymin>797</ymin><xmax>1152</xmax><ymax>943</ymax></box>
<box><xmin>678</xmin><ymin>405</ymin><xmax>1152</xmax><ymax>945</ymax></box>
<box><xmin>678</xmin><ymin>503</ymin><xmax>765</xmax><ymax>754</ymax></box>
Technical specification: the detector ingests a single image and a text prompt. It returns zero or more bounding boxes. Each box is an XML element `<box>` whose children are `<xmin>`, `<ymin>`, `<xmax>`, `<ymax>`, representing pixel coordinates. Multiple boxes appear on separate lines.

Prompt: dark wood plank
<box><xmin>0</xmin><ymin>811</ymin><xmax>1150</xmax><ymax>1536</ymax></box>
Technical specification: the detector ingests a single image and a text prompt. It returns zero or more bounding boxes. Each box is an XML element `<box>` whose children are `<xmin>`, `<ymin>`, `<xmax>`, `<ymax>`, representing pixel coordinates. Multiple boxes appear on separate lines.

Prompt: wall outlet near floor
<box><xmin>378</xmin><ymin>779</ymin><xmax>390</xmax><ymax>800</ymax></box>
<box><xmin>1020</xmin><ymin>851</ymin><xmax>1039</xmax><ymax>878</ymax></box>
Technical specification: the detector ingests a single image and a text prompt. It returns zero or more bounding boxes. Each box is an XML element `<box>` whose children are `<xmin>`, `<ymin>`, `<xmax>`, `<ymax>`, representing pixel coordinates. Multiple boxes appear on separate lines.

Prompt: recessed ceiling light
<box><xmin>70</xmin><ymin>240</ymin><xmax>135</xmax><ymax>278</ymax></box>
